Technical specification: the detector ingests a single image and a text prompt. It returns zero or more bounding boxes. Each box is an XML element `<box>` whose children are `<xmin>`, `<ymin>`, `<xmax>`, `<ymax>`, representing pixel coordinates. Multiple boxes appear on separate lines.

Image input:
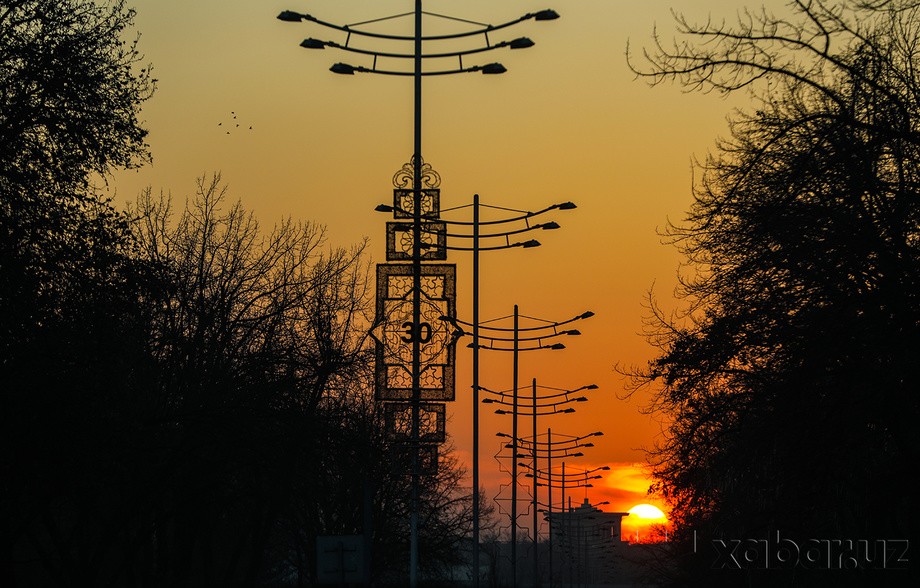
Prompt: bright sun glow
<box><xmin>628</xmin><ymin>504</ymin><xmax>665</xmax><ymax>519</ymax></box>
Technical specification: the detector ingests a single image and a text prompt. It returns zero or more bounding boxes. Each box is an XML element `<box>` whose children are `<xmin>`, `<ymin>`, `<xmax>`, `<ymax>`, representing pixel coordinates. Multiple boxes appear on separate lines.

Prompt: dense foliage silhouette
<box><xmin>628</xmin><ymin>1</ymin><xmax>919</xmax><ymax>585</ymax></box>
<box><xmin>0</xmin><ymin>2</ymin><xmax>481</xmax><ymax>585</ymax></box>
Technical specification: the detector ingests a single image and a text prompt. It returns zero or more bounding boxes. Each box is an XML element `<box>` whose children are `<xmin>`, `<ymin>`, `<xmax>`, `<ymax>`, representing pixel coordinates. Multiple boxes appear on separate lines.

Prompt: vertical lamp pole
<box><xmin>472</xmin><ymin>195</ymin><xmax>481</xmax><ymax>584</ymax></box>
<box><xmin>410</xmin><ymin>3</ymin><xmax>422</xmax><ymax>585</ymax></box>
<box><xmin>473</xmin><ymin>312</ymin><xmax>593</xmax><ymax>587</ymax></box>
<box><xmin>532</xmin><ymin>379</ymin><xmax>539</xmax><ymax>588</ymax></box>
<box><xmin>547</xmin><ymin>428</ymin><xmax>553</xmax><ymax>587</ymax></box>
<box><xmin>430</xmin><ymin>198</ymin><xmax>574</xmax><ymax>586</ymax></box>
<box><xmin>511</xmin><ymin>305</ymin><xmax>519</xmax><ymax>586</ymax></box>
<box><xmin>491</xmin><ymin>393</ymin><xmax>599</xmax><ymax>587</ymax></box>
<box><xmin>278</xmin><ymin>7</ymin><xmax>561</xmax><ymax>586</ymax></box>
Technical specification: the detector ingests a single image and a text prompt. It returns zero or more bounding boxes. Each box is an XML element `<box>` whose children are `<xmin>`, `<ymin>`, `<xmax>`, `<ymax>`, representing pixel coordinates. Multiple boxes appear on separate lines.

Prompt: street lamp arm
<box><xmin>483</xmin><ymin>396</ymin><xmax>585</xmax><ymax>409</ymax></box>
<box><xmin>279</xmin><ymin>10</ymin><xmax>558</xmax><ymax>42</ymax></box>
<box><xmin>450</xmin><ymin>311</ymin><xmax>593</xmax><ymax>332</ymax></box>
<box><xmin>434</xmin><ymin>240</ymin><xmax>539</xmax><ymax>252</ymax></box>
<box><xmin>376</xmin><ymin>202</ymin><xmax>573</xmax><ymax>226</ymax></box>
<box><xmin>471</xmin><ymin>328</ymin><xmax>580</xmax><ymax>344</ymax></box>
<box><xmin>494</xmin><ymin>407</ymin><xmax>576</xmax><ymax>416</ymax></box>
<box><xmin>497</xmin><ymin>437</ymin><xmax>599</xmax><ymax>455</ymax></box>
<box><xmin>517</xmin><ymin>449</ymin><xmax>586</xmax><ymax>460</ymax></box>
<box><xmin>329</xmin><ymin>62</ymin><xmax>507</xmax><ymax>76</ymax></box>
<box><xmin>304</xmin><ymin>37</ymin><xmax>535</xmax><ymax>59</ymax></box>
<box><xmin>432</xmin><ymin>202</ymin><xmax>575</xmax><ymax>227</ymax></box>
<box><xmin>534</xmin><ymin>481</ymin><xmax>595</xmax><ymax>489</ymax></box>
<box><xmin>522</xmin><ymin>447</ymin><xmax>585</xmax><ymax>460</ymax></box>
<box><xmin>495</xmin><ymin>430</ymin><xmax>603</xmax><ymax>443</ymax></box>
<box><xmin>429</xmin><ymin>221</ymin><xmax>558</xmax><ymax>240</ymax></box>
<box><xmin>522</xmin><ymin>464</ymin><xmax>610</xmax><ymax>478</ymax></box>
<box><xmin>480</xmin><ymin>385</ymin><xmax>596</xmax><ymax>401</ymax></box>
<box><xmin>470</xmin><ymin>341</ymin><xmax>565</xmax><ymax>351</ymax></box>
<box><xmin>525</xmin><ymin>468</ymin><xmax>600</xmax><ymax>482</ymax></box>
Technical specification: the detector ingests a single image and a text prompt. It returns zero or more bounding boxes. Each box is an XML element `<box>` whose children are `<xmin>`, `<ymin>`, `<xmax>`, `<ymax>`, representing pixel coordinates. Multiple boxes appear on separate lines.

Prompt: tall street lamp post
<box><xmin>489</xmin><ymin>384</ymin><xmax>599</xmax><ymax>588</ymax></box>
<box><xmin>515</xmin><ymin>430</ymin><xmax>604</xmax><ymax>586</ymax></box>
<box><xmin>457</xmin><ymin>309</ymin><xmax>593</xmax><ymax>586</ymax></box>
<box><xmin>526</xmin><ymin>463</ymin><xmax>610</xmax><ymax>586</ymax></box>
<box><xmin>381</xmin><ymin>195</ymin><xmax>574</xmax><ymax>584</ymax></box>
<box><xmin>279</xmin><ymin>5</ymin><xmax>558</xmax><ymax>586</ymax></box>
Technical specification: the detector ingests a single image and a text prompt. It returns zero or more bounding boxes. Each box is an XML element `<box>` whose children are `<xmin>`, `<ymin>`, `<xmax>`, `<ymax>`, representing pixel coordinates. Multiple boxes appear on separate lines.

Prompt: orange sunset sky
<box><xmin>110</xmin><ymin>0</ymin><xmax>786</xmax><ymax>537</ymax></box>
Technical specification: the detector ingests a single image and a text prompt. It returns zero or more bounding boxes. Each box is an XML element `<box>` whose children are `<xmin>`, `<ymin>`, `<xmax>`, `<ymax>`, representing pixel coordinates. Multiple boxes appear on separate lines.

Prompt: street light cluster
<box><xmin>278</xmin><ymin>8</ymin><xmax>558</xmax><ymax>76</ymax></box>
<box><xmin>489</xmin><ymin>375</ymin><xmax>604</xmax><ymax>587</ymax></box>
<box><xmin>278</xmin><ymin>5</ymin><xmax>574</xmax><ymax>588</ymax></box>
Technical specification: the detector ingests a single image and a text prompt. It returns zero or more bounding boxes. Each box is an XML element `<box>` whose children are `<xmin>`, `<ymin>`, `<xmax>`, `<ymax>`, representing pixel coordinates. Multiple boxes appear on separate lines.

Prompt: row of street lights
<box><xmin>278</xmin><ymin>5</ymin><xmax>580</xmax><ymax>587</ymax></box>
<box><xmin>491</xmin><ymin>381</ymin><xmax>606</xmax><ymax>587</ymax></box>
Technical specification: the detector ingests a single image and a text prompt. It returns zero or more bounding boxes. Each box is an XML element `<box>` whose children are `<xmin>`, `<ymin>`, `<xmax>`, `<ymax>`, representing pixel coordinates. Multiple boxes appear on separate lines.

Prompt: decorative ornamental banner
<box><xmin>386</xmin><ymin>221</ymin><xmax>447</xmax><ymax>261</ymax></box>
<box><xmin>384</xmin><ymin>402</ymin><xmax>447</xmax><ymax>443</ymax></box>
<box><xmin>372</xmin><ymin>263</ymin><xmax>458</xmax><ymax>401</ymax></box>
<box><xmin>390</xmin><ymin>444</ymin><xmax>439</xmax><ymax>475</ymax></box>
<box><xmin>392</xmin><ymin>188</ymin><xmax>440</xmax><ymax>219</ymax></box>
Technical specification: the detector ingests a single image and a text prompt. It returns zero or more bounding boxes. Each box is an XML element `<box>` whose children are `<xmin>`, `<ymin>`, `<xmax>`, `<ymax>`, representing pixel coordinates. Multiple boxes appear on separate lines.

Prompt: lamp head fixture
<box><xmin>509</xmin><ymin>37</ymin><xmax>535</xmax><ymax>49</ymax></box>
<box><xmin>481</xmin><ymin>63</ymin><xmax>507</xmax><ymax>74</ymax></box>
<box><xmin>330</xmin><ymin>63</ymin><xmax>356</xmax><ymax>75</ymax></box>
<box><xmin>277</xmin><ymin>10</ymin><xmax>303</xmax><ymax>22</ymax></box>
<box><xmin>533</xmin><ymin>9</ymin><xmax>561</xmax><ymax>21</ymax></box>
<box><xmin>300</xmin><ymin>38</ymin><xmax>326</xmax><ymax>49</ymax></box>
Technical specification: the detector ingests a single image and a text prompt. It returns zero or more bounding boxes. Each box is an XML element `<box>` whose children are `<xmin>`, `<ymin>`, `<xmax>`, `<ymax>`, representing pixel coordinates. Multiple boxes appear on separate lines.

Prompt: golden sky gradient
<box><xmin>111</xmin><ymin>0</ymin><xmax>785</xmax><ymax>524</ymax></box>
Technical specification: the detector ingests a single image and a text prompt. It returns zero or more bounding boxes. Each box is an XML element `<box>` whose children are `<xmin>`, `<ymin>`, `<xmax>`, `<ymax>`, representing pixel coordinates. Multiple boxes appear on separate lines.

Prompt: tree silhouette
<box><xmin>0</xmin><ymin>2</ymin><xmax>506</xmax><ymax>583</ymax></box>
<box><xmin>5</xmin><ymin>169</ymin><xmax>481</xmax><ymax>585</ymax></box>
<box><xmin>1</xmin><ymin>2</ymin><xmax>155</xmax><ymax>585</ymax></box>
<box><xmin>130</xmin><ymin>175</ymin><xmax>377</xmax><ymax>585</ymax></box>
<box><xmin>628</xmin><ymin>2</ymin><xmax>918</xmax><ymax>585</ymax></box>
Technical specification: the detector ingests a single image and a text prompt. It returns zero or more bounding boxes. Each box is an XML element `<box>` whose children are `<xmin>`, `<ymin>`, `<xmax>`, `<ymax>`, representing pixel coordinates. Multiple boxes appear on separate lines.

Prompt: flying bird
<box><xmin>219</xmin><ymin>111</ymin><xmax>253</xmax><ymax>134</ymax></box>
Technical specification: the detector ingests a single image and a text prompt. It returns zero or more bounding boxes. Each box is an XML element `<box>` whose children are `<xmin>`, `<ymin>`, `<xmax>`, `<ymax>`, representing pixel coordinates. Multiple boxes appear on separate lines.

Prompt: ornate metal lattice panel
<box><xmin>384</xmin><ymin>402</ymin><xmax>446</xmax><ymax>443</ymax></box>
<box><xmin>390</xmin><ymin>444</ymin><xmax>439</xmax><ymax>475</ymax></box>
<box><xmin>392</xmin><ymin>156</ymin><xmax>441</xmax><ymax>192</ymax></box>
<box><xmin>386</xmin><ymin>221</ymin><xmax>447</xmax><ymax>261</ymax></box>
<box><xmin>372</xmin><ymin>264</ymin><xmax>458</xmax><ymax>401</ymax></box>
<box><xmin>392</xmin><ymin>189</ymin><xmax>440</xmax><ymax>219</ymax></box>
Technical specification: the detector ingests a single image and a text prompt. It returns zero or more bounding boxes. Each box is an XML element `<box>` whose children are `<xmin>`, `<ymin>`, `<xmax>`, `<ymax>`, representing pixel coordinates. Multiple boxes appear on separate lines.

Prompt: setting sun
<box><xmin>623</xmin><ymin>504</ymin><xmax>669</xmax><ymax>544</ymax></box>
<box><xmin>628</xmin><ymin>504</ymin><xmax>665</xmax><ymax>519</ymax></box>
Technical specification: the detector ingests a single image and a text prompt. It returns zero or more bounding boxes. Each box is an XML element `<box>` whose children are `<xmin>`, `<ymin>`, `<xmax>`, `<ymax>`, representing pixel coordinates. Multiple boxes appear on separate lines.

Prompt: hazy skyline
<box><xmin>111</xmin><ymin>0</ymin><xmax>785</xmax><ymax>525</ymax></box>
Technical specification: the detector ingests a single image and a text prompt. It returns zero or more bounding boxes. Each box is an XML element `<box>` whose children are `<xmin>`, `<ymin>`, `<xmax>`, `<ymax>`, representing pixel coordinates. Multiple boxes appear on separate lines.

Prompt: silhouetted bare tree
<box><xmin>131</xmin><ymin>176</ymin><xmax>482</xmax><ymax>586</ymax></box>
<box><xmin>129</xmin><ymin>174</ymin><xmax>376</xmax><ymax>585</ymax></box>
<box><xmin>0</xmin><ymin>2</ymin><xmax>155</xmax><ymax>586</ymax></box>
<box><xmin>628</xmin><ymin>2</ymin><xmax>918</xmax><ymax>586</ymax></box>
